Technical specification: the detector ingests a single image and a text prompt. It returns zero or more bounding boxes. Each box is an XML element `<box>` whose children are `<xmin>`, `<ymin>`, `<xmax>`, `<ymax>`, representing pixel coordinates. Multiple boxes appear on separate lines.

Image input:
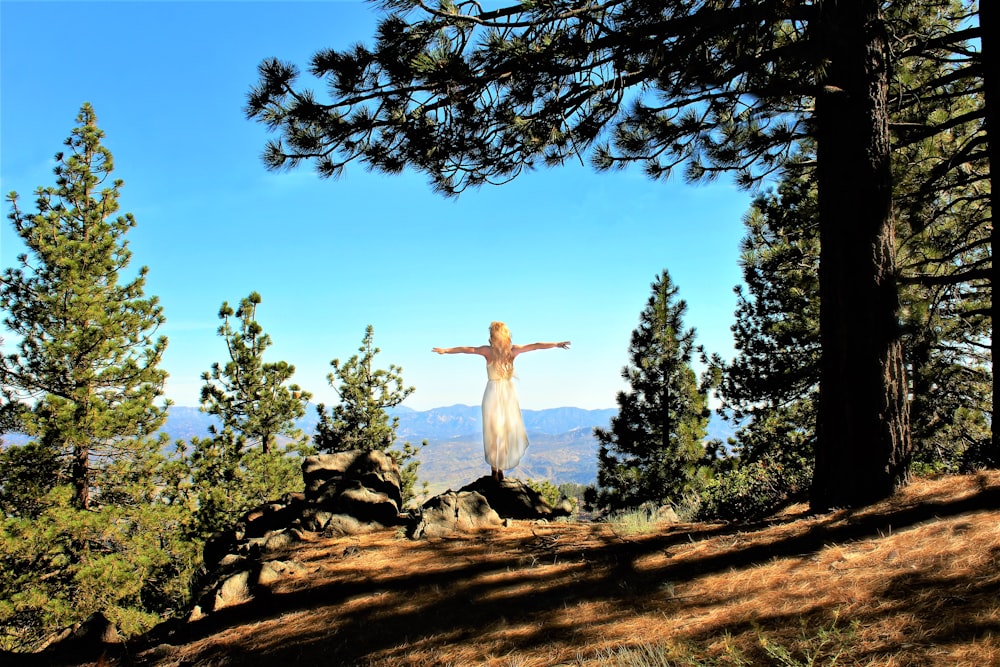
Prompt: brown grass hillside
<box><xmin>71</xmin><ymin>472</ymin><xmax>1000</xmax><ymax>666</ymax></box>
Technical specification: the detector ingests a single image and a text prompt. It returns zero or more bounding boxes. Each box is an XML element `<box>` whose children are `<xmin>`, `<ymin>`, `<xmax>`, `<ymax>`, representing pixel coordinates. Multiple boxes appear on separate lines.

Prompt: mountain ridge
<box><xmin>2</xmin><ymin>405</ymin><xmax>737</xmax><ymax>490</ymax></box>
<box><xmin>158</xmin><ymin>403</ymin><xmax>622</xmax><ymax>442</ymax></box>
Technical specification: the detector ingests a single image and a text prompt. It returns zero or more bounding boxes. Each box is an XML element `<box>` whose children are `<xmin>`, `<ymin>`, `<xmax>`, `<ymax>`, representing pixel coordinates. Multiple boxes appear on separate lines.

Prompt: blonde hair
<box><xmin>489</xmin><ymin>321</ymin><xmax>514</xmax><ymax>378</ymax></box>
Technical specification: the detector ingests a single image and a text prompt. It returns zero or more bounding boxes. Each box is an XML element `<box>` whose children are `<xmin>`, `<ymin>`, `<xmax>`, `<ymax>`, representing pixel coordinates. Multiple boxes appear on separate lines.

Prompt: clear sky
<box><xmin>1</xmin><ymin>0</ymin><xmax>754</xmax><ymax>411</ymax></box>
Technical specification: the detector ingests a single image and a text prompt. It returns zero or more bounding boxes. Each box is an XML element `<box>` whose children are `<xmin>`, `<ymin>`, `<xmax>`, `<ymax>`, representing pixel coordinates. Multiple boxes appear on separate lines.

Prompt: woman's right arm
<box><xmin>433</xmin><ymin>345</ymin><xmax>490</xmax><ymax>356</ymax></box>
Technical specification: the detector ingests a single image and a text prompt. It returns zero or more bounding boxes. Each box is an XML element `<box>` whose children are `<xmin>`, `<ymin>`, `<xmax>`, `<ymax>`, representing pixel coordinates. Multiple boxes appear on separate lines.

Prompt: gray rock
<box><xmin>190</xmin><ymin>449</ymin><xmax>414</xmax><ymax>621</ymax></box>
<box><xmin>302</xmin><ymin>450</ymin><xmax>403</xmax><ymax>508</ymax></box>
<box><xmin>324</xmin><ymin>513</ymin><xmax>388</xmax><ymax>536</ymax></box>
<box><xmin>215</xmin><ymin>570</ymin><xmax>254</xmax><ymax>610</ymax></box>
<box><xmin>262</xmin><ymin>530</ymin><xmax>297</xmax><ymax>552</ymax></box>
<box><xmin>257</xmin><ymin>559</ymin><xmax>307</xmax><ymax>586</ymax></box>
<box><xmin>460</xmin><ymin>476</ymin><xmax>572</xmax><ymax>520</ymax></box>
<box><xmin>299</xmin><ymin>508</ymin><xmax>333</xmax><ymax>532</ymax></box>
<box><xmin>413</xmin><ymin>490</ymin><xmax>503</xmax><ymax>538</ymax></box>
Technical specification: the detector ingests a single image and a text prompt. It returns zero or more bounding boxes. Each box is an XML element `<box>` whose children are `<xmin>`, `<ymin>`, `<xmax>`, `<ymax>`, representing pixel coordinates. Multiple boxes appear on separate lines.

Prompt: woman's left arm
<box><xmin>512</xmin><ymin>341</ymin><xmax>571</xmax><ymax>355</ymax></box>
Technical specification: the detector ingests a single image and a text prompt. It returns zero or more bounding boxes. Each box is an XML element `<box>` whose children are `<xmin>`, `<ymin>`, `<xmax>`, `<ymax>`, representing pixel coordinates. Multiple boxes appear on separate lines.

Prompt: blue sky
<box><xmin>1</xmin><ymin>0</ymin><xmax>753</xmax><ymax>411</ymax></box>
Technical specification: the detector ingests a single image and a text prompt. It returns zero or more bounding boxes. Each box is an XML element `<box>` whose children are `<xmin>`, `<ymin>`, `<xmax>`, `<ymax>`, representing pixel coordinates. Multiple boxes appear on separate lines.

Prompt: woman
<box><xmin>433</xmin><ymin>322</ymin><xmax>570</xmax><ymax>481</ymax></box>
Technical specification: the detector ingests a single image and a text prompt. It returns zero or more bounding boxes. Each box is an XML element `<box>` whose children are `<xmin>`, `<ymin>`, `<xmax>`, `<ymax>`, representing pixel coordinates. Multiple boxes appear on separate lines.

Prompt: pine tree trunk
<box><xmin>978</xmin><ymin>0</ymin><xmax>998</xmax><ymax>467</ymax></box>
<box><xmin>73</xmin><ymin>402</ymin><xmax>91</xmax><ymax>510</ymax></box>
<box><xmin>73</xmin><ymin>443</ymin><xmax>90</xmax><ymax>510</ymax></box>
<box><xmin>811</xmin><ymin>0</ymin><xmax>911</xmax><ymax>510</ymax></box>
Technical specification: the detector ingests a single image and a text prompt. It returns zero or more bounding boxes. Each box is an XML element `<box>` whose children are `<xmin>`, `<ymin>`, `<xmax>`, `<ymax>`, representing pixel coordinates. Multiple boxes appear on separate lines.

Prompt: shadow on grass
<box><xmin>38</xmin><ymin>475</ymin><xmax>999</xmax><ymax>666</ymax></box>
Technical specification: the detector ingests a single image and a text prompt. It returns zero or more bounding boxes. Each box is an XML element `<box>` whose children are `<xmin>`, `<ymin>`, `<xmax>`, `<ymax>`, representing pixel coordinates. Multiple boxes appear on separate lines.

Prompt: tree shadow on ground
<box><xmin>36</xmin><ymin>474</ymin><xmax>999</xmax><ymax>667</ymax></box>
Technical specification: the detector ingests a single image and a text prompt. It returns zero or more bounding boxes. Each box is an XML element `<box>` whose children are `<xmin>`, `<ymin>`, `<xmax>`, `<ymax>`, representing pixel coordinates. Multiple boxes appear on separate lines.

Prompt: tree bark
<box><xmin>811</xmin><ymin>0</ymin><xmax>911</xmax><ymax>510</ymax></box>
<box><xmin>978</xmin><ymin>0</ymin><xmax>998</xmax><ymax>467</ymax></box>
<box><xmin>73</xmin><ymin>443</ymin><xmax>90</xmax><ymax>510</ymax></box>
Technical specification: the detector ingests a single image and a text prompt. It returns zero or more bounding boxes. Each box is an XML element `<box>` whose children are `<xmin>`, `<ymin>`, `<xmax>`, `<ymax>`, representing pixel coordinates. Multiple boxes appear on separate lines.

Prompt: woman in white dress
<box><xmin>433</xmin><ymin>322</ymin><xmax>570</xmax><ymax>481</ymax></box>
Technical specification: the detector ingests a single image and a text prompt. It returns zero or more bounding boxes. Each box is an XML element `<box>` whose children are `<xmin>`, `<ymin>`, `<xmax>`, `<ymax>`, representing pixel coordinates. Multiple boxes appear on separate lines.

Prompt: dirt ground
<box><xmin>55</xmin><ymin>471</ymin><xmax>1000</xmax><ymax>666</ymax></box>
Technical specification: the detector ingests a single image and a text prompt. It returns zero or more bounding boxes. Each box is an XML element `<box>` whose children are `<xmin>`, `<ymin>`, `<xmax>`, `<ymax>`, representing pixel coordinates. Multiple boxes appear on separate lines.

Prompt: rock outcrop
<box><xmin>190</xmin><ymin>449</ymin><xmax>410</xmax><ymax>619</ymax></box>
<box><xmin>188</xmin><ymin>451</ymin><xmax>573</xmax><ymax>619</ymax></box>
<box><xmin>410</xmin><ymin>476</ymin><xmax>572</xmax><ymax>538</ymax></box>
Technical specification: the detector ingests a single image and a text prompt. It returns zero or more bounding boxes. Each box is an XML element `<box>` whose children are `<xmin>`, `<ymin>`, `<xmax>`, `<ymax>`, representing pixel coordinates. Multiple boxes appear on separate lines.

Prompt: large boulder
<box><xmin>302</xmin><ymin>450</ymin><xmax>403</xmax><ymax>509</ymax></box>
<box><xmin>411</xmin><ymin>490</ymin><xmax>503</xmax><ymax>538</ymax></box>
<box><xmin>409</xmin><ymin>477</ymin><xmax>573</xmax><ymax>538</ymax></box>
<box><xmin>314</xmin><ymin>478</ymin><xmax>402</xmax><ymax>525</ymax></box>
<box><xmin>460</xmin><ymin>477</ymin><xmax>573</xmax><ymax>520</ymax></box>
<box><xmin>239</xmin><ymin>493</ymin><xmax>307</xmax><ymax>539</ymax></box>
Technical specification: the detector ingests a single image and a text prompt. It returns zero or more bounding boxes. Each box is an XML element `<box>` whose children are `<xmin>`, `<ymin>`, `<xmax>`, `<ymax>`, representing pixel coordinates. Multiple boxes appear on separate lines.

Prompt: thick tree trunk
<box><xmin>979</xmin><ymin>0</ymin><xmax>998</xmax><ymax>467</ymax></box>
<box><xmin>811</xmin><ymin>0</ymin><xmax>911</xmax><ymax>510</ymax></box>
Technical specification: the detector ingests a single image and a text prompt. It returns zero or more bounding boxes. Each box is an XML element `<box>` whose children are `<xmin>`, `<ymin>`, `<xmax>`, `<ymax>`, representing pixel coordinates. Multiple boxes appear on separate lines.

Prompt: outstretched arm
<box><xmin>432</xmin><ymin>345</ymin><xmax>490</xmax><ymax>356</ymax></box>
<box><xmin>512</xmin><ymin>341</ymin><xmax>571</xmax><ymax>356</ymax></box>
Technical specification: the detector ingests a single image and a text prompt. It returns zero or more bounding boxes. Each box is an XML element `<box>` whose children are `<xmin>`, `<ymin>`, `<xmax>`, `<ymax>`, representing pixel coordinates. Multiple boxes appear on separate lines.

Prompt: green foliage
<box><xmin>888</xmin><ymin>2</ymin><xmax>992</xmax><ymax>471</ymax></box>
<box><xmin>525</xmin><ymin>478</ymin><xmax>570</xmax><ymax>510</ymax></box>
<box><xmin>315</xmin><ymin>325</ymin><xmax>412</xmax><ymax>452</ymax></box>
<box><xmin>246</xmin><ymin>0</ymin><xmax>989</xmax><ymax>509</ymax></box>
<box><xmin>557</xmin><ymin>482</ymin><xmax>587</xmax><ymax>502</ymax></box>
<box><xmin>0</xmin><ymin>105</ymin><xmax>193</xmax><ymax>649</ymax></box>
<box><xmin>756</xmin><ymin>615</ymin><xmax>857</xmax><ymax>667</ymax></box>
<box><xmin>589</xmin><ymin>614</ymin><xmax>857</xmax><ymax>666</ymax></box>
<box><xmin>315</xmin><ymin>325</ymin><xmax>425</xmax><ymax>502</ymax></box>
<box><xmin>0</xmin><ymin>440</ymin><xmax>61</xmax><ymax>518</ymax></box>
<box><xmin>714</xmin><ymin>164</ymin><xmax>820</xmax><ymax>466</ymax></box>
<box><xmin>200</xmin><ymin>292</ymin><xmax>312</xmax><ymax>455</ymax></box>
<box><xmin>593</xmin><ymin>270</ymin><xmax>712</xmax><ymax>512</ymax></box>
<box><xmin>0</xmin><ymin>391</ymin><xmax>24</xmax><ymax>435</ymax></box>
<box><xmin>0</xmin><ymin>483</ymin><xmax>198</xmax><ymax>652</ymax></box>
<box><xmin>696</xmin><ymin>458</ymin><xmax>812</xmax><ymax>523</ymax></box>
<box><xmin>1</xmin><ymin>102</ymin><xmax>169</xmax><ymax>510</ymax></box>
<box><xmin>246</xmin><ymin>0</ymin><xmax>825</xmax><ymax>193</ymax></box>
<box><xmin>182</xmin><ymin>292</ymin><xmax>314</xmax><ymax>538</ymax></box>
<box><xmin>394</xmin><ymin>439</ymin><xmax>426</xmax><ymax>507</ymax></box>
<box><xmin>604</xmin><ymin>505</ymin><xmax>663</xmax><ymax>536</ymax></box>
<box><xmin>703</xmin><ymin>166</ymin><xmax>819</xmax><ymax>521</ymax></box>
<box><xmin>181</xmin><ymin>434</ymin><xmax>312</xmax><ymax>537</ymax></box>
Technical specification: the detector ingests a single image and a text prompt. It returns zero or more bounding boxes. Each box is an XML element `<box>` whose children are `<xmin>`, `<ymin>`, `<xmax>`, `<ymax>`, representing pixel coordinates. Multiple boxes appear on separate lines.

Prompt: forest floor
<box><xmin>60</xmin><ymin>471</ymin><xmax>1000</xmax><ymax>666</ymax></box>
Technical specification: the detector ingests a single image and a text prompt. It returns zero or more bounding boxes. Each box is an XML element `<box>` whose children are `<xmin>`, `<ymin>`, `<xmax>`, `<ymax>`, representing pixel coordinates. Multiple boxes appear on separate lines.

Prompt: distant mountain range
<box><xmin>162</xmin><ymin>404</ymin><xmax>738</xmax><ymax>491</ymax></box>
<box><xmin>160</xmin><ymin>404</ymin><xmax>620</xmax><ymax>443</ymax></box>
<box><xmin>3</xmin><ymin>404</ymin><xmax>738</xmax><ymax>492</ymax></box>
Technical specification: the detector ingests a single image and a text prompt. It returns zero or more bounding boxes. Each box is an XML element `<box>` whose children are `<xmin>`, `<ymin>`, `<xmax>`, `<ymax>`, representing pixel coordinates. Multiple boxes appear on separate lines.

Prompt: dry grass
<box><xmin>91</xmin><ymin>472</ymin><xmax>1000</xmax><ymax>666</ymax></box>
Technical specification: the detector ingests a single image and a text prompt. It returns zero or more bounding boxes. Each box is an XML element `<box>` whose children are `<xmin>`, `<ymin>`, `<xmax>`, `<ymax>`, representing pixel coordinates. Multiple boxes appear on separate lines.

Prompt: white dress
<box><xmin>482</xmin><ymin>363</ymin><xmax>529</xmax><ymax>470</ymax></box>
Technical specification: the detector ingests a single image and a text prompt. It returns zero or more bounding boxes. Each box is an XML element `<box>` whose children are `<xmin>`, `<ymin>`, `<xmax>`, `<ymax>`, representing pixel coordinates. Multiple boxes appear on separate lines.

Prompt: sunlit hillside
<box><xmin>32</xmin><ymin>471</ymin><xmax>1000</xmax><ymax>667</ymax></box>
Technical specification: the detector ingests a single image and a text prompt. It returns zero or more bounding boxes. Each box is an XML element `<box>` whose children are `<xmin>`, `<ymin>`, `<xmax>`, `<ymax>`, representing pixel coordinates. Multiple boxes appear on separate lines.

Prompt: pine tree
<box><xmin>888</xmin><ymin>3</ymin><xmax>992</xmax><ymax>470</ymax></box>
<box><xmin>200</xmin><ymin>292</ymin><xmax>311</xmax><ymax>455</ymax></box>
<box><xmin>1</xmin><ymin>102</ymin><xmax>168</xmax><ymax>509</ymax></box>
<box><xmin>717</xmin><ymin>159</ymin><xmax>820</xmax><ymax>466</ymax></box>
<box><xmin>185</xmin><ymin>292</ymin><xmax>314</xmax><ymax>536</ymax></box>
<box><xmin>593</xmin><ymin>270</ymin><xmax>710</xmax><ymax>512</ymax></box>
<box><xmin>315</xmin><ymin>325</ymin><xmax>424</xmax><ymax>501</ymax></box>
<box><xmin>0</xmin><ymin>104</ymin><xmax>197</xmax><ymax>651</ymax></box>
<box><xmin>714</xmin><ymin>1</ymin><xmax>990</xmax><ymax>484</ymax></box>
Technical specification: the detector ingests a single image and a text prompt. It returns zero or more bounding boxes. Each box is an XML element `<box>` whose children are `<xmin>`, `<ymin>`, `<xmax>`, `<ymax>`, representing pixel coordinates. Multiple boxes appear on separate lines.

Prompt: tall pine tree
<box><xmin>715</xmin><ymin>1</ymin><xmax>990</xmax><ymax>485</ymax></box>
<box><xmin>1</xmin><ymin>102</ymin><xmax>168</xmax><ymax>510</ymax></box>
<box><xmin>593</xmin><ymin>270</ymin><xmax>710</xmax><ymax>512</ymax></box>
<box><xmin>0</xmin><ymin>104</ymin><xmax>196</xmax><ymax>651</ymax></box>
<box><xmin>717</xmin><ymin>162</ymin><xmax>820</xmax><ymax>469</ymax></box>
